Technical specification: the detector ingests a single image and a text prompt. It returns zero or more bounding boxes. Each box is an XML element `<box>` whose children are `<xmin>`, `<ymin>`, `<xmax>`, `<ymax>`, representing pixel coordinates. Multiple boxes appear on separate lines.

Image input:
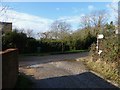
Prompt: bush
<box><xmin>25</xmin><ymin>37</ymin><xmax>39</xmax><ymax>53</ymax></box>
<box><xmin>2</xmin><ymin>31</ymin><xmax>27</xmax><ymax>53</ymax></box>
<box><xmin>90</xmin><ymin>34</ymin><xmax>120</xmax><ymax>65</ymax></box>
<box><xmin>39</xmin><ymin>40</ymin><xmax>69</xmax><ymax>53</ymax></box>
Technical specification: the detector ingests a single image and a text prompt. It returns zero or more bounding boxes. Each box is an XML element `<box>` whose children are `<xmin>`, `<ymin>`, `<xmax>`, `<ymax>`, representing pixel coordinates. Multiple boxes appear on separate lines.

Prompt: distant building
<box><xmin>0</xmin><ymin>22</ymin><xmax>12</xmax><ymax>34</ymax></box>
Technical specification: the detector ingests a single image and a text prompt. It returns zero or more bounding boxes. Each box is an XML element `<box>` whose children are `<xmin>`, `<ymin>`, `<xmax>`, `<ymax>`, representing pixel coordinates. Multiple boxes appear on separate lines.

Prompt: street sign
<box><xmin>97</xmin><ymin>34</ymin><xmax>104</xmax><ymax>39</ymax></box>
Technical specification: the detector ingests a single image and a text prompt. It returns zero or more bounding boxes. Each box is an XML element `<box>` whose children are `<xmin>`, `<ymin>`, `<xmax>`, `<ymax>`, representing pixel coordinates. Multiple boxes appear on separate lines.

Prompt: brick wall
<box><xmin>1</xmin><ymin>48</ymin><xmax>18</xmax><ymax>89</ymax></box>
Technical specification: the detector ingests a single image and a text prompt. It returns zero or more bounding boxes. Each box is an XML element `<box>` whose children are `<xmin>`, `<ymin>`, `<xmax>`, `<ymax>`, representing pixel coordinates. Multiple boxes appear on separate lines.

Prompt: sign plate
<box><xmin>97</xmin><ymin>34</ymin><xmax>104</xmax><ymax>39</ymax></box>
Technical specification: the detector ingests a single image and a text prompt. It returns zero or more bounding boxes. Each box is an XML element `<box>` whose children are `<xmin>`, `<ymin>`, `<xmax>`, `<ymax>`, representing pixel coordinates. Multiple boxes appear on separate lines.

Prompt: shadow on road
<box><xmin>26</xmin><ymin>72</ymin><xmax>119</xmax><ymax>88</ymax></box>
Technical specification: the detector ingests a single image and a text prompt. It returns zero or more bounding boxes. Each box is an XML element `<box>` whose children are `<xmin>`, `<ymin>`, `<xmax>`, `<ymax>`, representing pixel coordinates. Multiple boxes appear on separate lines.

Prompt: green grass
<box><xmin>15</xmin><ymin>73</ymin><xmax>33</xmax><ymax>89</ymax></box>
<box><xmin>19</xmin><ymin>50</ymin><xmax>88</xmax><ymax>57</ymax></box>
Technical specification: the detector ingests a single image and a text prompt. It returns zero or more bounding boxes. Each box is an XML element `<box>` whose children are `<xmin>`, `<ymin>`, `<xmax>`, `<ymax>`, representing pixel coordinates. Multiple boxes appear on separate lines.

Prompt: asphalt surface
<box><xmin>19</xmin><ymin>52</ymin><xmax>119</xmax><ymax>88</ymax></box>
<box><xmin>19</xmin><ymin>52</ymin><xmax>88</xmax><ymax>67</ymax></box>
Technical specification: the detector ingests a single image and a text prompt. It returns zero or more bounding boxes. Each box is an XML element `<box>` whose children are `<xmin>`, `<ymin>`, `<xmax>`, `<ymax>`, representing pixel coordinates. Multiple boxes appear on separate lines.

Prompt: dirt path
<box><xmin>19</xmin><ymin>52</ymin><xmax>118</xmax><ymax>88</ymax></box>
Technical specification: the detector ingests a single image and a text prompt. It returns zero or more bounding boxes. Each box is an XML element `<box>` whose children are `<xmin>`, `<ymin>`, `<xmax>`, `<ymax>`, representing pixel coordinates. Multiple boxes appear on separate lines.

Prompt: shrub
<box><xmin>25</xmin><ymin>37</ymin><xmax>39</xmax><ymax>53</ymax></box>
<box><xmin>90</xmin><ymin>34</ymin><xmax>120</xmax><ymax>66</ymax></box>
<box><xmin>2</xmin><ymin>31</ymin><xmax>27</xmax><ymax>53</ymax></box>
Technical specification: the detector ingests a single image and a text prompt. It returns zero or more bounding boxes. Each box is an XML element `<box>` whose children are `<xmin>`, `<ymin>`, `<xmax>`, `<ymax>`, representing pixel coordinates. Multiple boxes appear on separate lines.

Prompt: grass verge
<box><xmin>80</xmin><ymin>56</ymin><xmax>120</xmax><ymax>87</ymax></box>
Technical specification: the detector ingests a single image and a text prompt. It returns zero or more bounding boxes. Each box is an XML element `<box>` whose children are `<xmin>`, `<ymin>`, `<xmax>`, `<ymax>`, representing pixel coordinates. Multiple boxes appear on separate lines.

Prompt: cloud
<box><xmin>0</xmin><ymin>8</ymin><xmax>53</xmax><ymax>34</ymax></box>
<box><xmin>56</xmin><ymin>8</ymin><xmax>60</xmax><ymax>11</ymax></box>
<box><xmin>58</xmin><ymin>14</ymin><xmax>85</xmax><ymax>29</ymax></box>
<box><xmin>58</xmin><ymin>14</ymin><xmax>84</xmax><ymax>23</ymax></box>
<box><xmin>0</xmin><ymin>7</ymin><xmax>85</xmax><ymax>38</ymax></box>
<box><xmin>88</xmin><ymin>5</ymin><xmax>95</xmax><ymax>11</ymax></box>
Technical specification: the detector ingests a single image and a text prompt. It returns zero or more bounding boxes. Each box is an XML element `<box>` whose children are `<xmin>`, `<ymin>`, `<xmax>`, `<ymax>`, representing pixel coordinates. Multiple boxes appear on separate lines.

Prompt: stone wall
<box><xmin>1</xmin><ymin>48</ymin><xmax>18</xmax><ymax>89</ymax></box>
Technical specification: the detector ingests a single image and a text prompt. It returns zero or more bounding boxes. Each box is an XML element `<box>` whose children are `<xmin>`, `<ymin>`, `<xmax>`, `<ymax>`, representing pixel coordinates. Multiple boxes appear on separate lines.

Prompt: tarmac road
<box><xmin>19</xmin><ymin>52</ymin><xmax>118</xmax><ymax>88</ymax></box>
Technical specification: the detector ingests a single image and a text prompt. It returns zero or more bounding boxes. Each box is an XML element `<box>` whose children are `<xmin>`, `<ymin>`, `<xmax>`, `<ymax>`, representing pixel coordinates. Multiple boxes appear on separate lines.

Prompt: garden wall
<box><xmin>1</xmin><ymin>48</ymin><xmax>18</xmax><ymax>89</ymax></box>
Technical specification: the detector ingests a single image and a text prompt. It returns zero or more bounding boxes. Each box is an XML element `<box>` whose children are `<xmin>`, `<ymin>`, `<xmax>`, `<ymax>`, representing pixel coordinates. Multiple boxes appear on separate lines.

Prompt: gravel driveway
<box><xmin>19</xmin><ymin>52</ymin><xmax>118</xmax><ymax>88</ymax></box>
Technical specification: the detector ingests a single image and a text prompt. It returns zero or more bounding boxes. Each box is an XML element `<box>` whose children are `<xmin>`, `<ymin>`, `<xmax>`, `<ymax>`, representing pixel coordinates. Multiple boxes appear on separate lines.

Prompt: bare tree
<box><xmin>37</xmin><ymin>32</ymin><xmax>42</xmax><ymax>40</ymax></box>
<box><xmin>50</xmin><ymin>20</ymin><xmax>71</xmax><ymax>39</ymax></box>
<box><xmin>26</xmin><ymin>29</ymin><xmax>34</xmax><ymax>38</ymax></box>
<box><xmin>50</xmin><ymin>20</ymin><xmax>71</xmax><ymax>52</ymax></box>
<box><xmin>90</xmin><ymin>10</ymin><xmax>108</xmax><ymax>35</ymax></box>
<box><xmin>80</xmin><ymin>15</ymin><xmax>91</xmax><ymax>29</ymax></box>
<box><xmin>41</xmin><ymin>32</ymin><xmax>50</xmax><ymax>39</ymax></box>
<box><xmin>0</xmin><ymin>4</ymin><xmax>8</xmax><ymax>16</ymax></box>
<box><xmin>90</xmin><ymin>10</ymin><xmax>108</xmax><ymax>27</ymax></box>
<box><xmin>50</xmin><ymin>20</ymin><xmax>60</xmax><ymax>39</ymax></box>
<box><xmin>0</xmin><ymin>1</ymin><xmax>11</xmax><ymax>22</ymax></box>
<box><xmin>37</xmin><ymin>31</ymin><xmax>52</xmax><ymax>40</ymax></box>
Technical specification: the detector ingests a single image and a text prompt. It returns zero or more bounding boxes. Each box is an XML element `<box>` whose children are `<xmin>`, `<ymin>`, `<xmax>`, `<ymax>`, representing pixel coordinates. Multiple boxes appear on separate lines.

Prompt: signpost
<box><xmin>115</xmin><ymin>29</ymin><xmax>119</xmax><ymax>35</ymax></box>
<box><xmin>96</xmin><ymin>34</ymin><xmax>104</xmax><ymax>55</ymax></box>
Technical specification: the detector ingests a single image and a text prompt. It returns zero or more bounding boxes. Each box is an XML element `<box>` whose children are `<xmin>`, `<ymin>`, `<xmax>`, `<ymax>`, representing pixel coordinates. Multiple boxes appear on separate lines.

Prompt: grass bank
<box><xmin>80</xmin><ymin>56</ymin><xmax>120</xmax><ymax>87</ymax></box>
